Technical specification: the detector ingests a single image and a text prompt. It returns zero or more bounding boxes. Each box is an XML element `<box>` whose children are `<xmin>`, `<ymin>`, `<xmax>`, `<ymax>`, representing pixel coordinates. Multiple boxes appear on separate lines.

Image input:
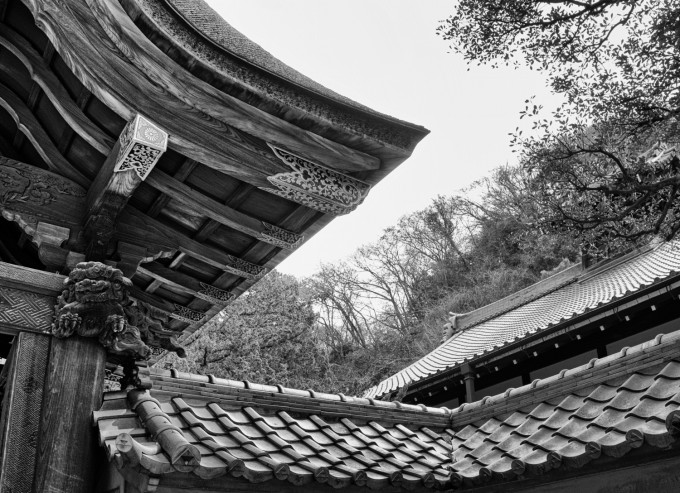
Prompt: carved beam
<box><xmin>137</xmin><ymin>262</ymin><xmax>235</xmax><ymax>305</ymax></box>
<box><xmin>21</xmin><ymin>0</ymin><xmax>380</xmax><ymax>200</ymax></box>
<box><xmin>127</xmin><ymin>285</ymin><xmax>206</xmax><ymax>327</ymax></box>
<box><xmin>263</xmin><ymin>145</ymin><xmax>371</xmax><ymax>215</ymax></box>
<box><xmin>0</xmin><ymin>157</ymin><xmax>87</xmax><ymax>255</ymax></box>
<box><xmin>85</xmin><ymin>114</ymin><xmax>167</xmax><ymax>261</ymax></box>
<box><xmin>145</xmin><ymin>170</ymin><xmax>303</xmax><ymax>249</ymax></box>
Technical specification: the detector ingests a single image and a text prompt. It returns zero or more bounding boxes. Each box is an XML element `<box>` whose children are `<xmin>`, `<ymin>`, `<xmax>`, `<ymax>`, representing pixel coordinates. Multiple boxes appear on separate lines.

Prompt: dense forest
<box><xmin>161</xmin><ymin>0</ymin><xmax>680</xmax><ymax>396</ymax></box>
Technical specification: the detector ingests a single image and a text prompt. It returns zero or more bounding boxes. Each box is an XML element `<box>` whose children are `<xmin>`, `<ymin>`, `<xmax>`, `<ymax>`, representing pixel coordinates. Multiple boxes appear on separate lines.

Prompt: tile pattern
<box><xmin>96</xmin><ymin>375</ymin><xmax>454</xmax><ymax>490</ymax></box>
<box><xmin>96</xmin><ymin>330</ymin><xmax>680</xmax><ymax>491</ymax></box>
<box><xmin>366</xmin><ymin>240</ymin><xmax>680</xmax><ymax>399</ymax></box>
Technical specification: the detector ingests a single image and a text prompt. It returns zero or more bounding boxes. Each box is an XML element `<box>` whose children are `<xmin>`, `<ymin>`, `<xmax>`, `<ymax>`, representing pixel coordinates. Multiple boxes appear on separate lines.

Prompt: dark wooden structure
<box><xmin>0</xmin><ymin>1</ymin><xmax>428</xmax><ymax>492</ymax></box>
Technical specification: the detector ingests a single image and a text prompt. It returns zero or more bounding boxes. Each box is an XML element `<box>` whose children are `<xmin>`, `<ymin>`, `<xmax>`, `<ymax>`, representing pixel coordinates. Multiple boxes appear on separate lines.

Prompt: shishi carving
<box><xmin>52</xmin><ymin>261</ymin><xmax>186</xmax><ymax>363</ymax></box>
<box><xmin>52</xmin><ymin>262</ymin><xmax>150</xmax><ymax>359</ymax></box>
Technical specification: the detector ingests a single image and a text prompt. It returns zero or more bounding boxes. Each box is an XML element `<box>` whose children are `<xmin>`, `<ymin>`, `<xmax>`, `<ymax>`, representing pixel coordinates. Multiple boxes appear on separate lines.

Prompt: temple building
<box><xmin>1</xmin><ymin>1</ymin><xmax>680</xmax><ymax>492</ymax></box>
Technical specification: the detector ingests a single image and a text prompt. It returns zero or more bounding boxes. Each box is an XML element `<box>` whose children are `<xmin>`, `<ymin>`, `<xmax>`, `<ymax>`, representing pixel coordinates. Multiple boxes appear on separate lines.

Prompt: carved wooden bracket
<box><xmin>114</xmin><ymin>115</ymin><xmax>168</xmax><ymax>180</ymax></box>
<box><xmin>85</xmin><ymin>115</ymin><xmax>167</xmax><ymax>262</ymax></box>
<box><xmin>223</xmin><ymin>254</ymin><xmax>267</xmax><ymax>280</ymax></box>
<box><xmin>260</xmin><ymin>222</ymin><xmax>303</xmax><ymax>249</ymax></box>
<box><xmin>170</xmin><ymin>304</ymin><xmax>205</xmax><ymax>324</ymax></box>
<box><xmin>51</xmin><ymin>262</ymin><xmax>185</xmax><ymax>362</ymax></box>
<box><xmin>262</xmin><ymin>144</ymin><xmax>371</xmax><ymax>215</ymax></box>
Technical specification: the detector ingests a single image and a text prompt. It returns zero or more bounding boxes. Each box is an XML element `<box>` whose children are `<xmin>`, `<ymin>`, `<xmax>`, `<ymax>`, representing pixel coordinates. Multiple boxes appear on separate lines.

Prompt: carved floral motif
<box><xmin>263</xmin><ymin>145</ymin><xmax>371</xmax><ymax>215</ymax></box>
<box><xmin>223</xmin><ymin>254</ymin><xmax>267</xmax><ymax>280</ymax></box>
<box><xmin>114</xmin><ymin>115</ymin><xmax>168</xmax><ymax>180</ymax></box>
<box><xmin>170</xmin><ymin>304</ymin><xmax>205</xmax><ymax>324</ymax></box>
<box><xmin>196</xmin><ymin>282</ymin><xmax>235</xmax><ymax>304</ymax></box>
<box><xmin>260</xmin><ymin>222</ymin><xmax>303</xmax><ymax>249</ymax></box>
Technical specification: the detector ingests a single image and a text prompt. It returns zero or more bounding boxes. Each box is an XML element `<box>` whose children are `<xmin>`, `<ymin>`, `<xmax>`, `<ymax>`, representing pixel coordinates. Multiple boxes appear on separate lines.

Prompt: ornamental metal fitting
<box><xmin>114</xmin><ymin>115</ymin><xmax>168</xmax><ymax>180</ymax></box>
<box><xmin>262</xmin><ymin>144</ymin><xmax>371</xmax><ymax>215</ymax></box>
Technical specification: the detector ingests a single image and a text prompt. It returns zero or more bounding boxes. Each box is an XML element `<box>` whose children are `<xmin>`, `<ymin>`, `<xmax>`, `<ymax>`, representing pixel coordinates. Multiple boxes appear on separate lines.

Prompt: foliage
<box><xmin>438</xmin><ymin>0</ymin><xmax>680</xmax><ymax>249</ymax></box>
<box><xmin>162</xmin><ymin>272</ymin><xmax>330</xmax><ymax>390</ymax></box>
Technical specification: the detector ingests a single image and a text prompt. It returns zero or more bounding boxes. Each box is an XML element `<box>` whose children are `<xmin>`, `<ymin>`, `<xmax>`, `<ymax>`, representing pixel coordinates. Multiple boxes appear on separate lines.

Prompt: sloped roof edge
<box><xmin>162</xmin><ymin>0</ymin><xmax>427</xmax><ymax>132</ymax></box>
<box><xmin>365</xmin><ymin>239</ymin><xmax>680</xmax><ymax>399</ymax></box>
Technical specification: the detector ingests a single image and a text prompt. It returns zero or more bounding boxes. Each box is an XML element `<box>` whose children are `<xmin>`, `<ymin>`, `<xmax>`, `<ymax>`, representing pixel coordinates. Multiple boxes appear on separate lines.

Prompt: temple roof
<box><xmin>95</xmin><ymin>326</ymin><xmax>680</xmax><ymax>491</ymax></box>
<box><xmin>163</xmin><ymin>0</ymin><xmax>388</xmax><ymax>117</ymax></box>
<box><xmin>0</xmin><ymin>0</ymin><xmax>428</xmax><ymax>358</ymax></box>
<box><xmin>364</xmin><ymin>240</ymin><xmax>680</xmax><ymax>399</ymax></box>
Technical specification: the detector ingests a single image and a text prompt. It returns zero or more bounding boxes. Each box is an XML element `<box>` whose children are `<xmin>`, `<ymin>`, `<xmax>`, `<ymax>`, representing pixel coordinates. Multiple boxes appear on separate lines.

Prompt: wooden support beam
<box><xmin>85</xmin><ymin>114</ymin><xmax>167</xmax><ymax>261</ymax></box>
<box><xmin>22</xmin><ymin>0</ymin><xmax>381</xmax><ymax>195</ymax></box>
<box><xmin>146</xmin><ymin>158</ymin><xmax>197</xmax><ymax>218</ymax></box>
<box><xmin>0</xmin><ymin>80</ymin><xmax>89</xmax><ymax>186</ymax></box>
<box><xmin>137</xmin><ymin>262</ymin><xmax>235</xmax><ymax>305</ymax></box>
<box><xmin>145</xmin><ymin>170</ymin><xmax>303</xmax><ymax>249</ymax></box>
<box><xmin>117</xmin><ymin>207</ymin><xmax>267</xmax><ymax>280</ymax></box>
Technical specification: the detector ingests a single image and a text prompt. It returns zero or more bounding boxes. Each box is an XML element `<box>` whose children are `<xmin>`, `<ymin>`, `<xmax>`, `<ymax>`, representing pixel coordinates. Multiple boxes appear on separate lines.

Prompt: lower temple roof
<box><xmin>365</xmin><ymin>239</ymin><xmax>680</xmax><ymax>399</ymax></box>
<box><xmin>95</xmin><ymin>327</ymin><xmax>680</xmax><ymax>491</ymax></box>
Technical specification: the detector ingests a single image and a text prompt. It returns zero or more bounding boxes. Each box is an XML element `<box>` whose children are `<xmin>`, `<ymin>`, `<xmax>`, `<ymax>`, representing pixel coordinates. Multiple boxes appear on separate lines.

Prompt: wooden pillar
<box><xmin>33</xmin><ymin>336</ymin><xmax>107</xmax><ymax>493</ymax></box>
<box><xmin>0</xmin><ymin>332</ymin><xmax>50</xmax><ymax>493</ymax></box>
<box><xmin>461</xmin><ymin>363</ymin><xmax>475</xmax><ymax>403</ymax></box>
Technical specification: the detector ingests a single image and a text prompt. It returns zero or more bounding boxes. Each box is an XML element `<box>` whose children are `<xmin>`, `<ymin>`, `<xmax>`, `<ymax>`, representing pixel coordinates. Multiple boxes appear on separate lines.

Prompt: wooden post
<box><xmin>0</xmin><ymin>332</ymin><xmax>50</xmax><ymax>493</ymax></box>
<box><xmin>33</xmin><ymin>336</ymin><xmax>107</xmax><ymax>493</ymax></box>
<box><xmin>461</xmin><ymin>363</ymin><xmax>475</xmax><ymax>403</ymax></box>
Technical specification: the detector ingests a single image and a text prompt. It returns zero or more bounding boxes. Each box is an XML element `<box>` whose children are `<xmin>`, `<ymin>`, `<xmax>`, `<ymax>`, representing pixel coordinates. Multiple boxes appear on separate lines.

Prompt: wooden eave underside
<box><xmin>0</xmin><ymin>0</ymin><xmax>428</xmax><ymax>356</ymax></box>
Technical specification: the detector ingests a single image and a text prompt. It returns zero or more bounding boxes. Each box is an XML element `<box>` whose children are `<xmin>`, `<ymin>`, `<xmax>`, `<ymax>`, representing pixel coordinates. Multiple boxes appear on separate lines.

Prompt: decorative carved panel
<box><xmin>0</xmin><ymin>157</ymin><xmax>86</xmax><ymax>235</ymax></box>
<box><xmin>262</xmin><ymin>145</ymin><xmax>371</xmax><ymax>215</ymax></box>
<box><xmin>196</xmin><ymin>282</ymin><xmax>235</xmax><ymax>305</ymax></box>
<box><xmin>114</xmin><ymin>114</ymin><xmax>168</xmax><ymax>180</ymax></box>
<box><xmin>170</xmin><ymin>304</ymin><xmax>205</xmax><ymax>324</ymax></box>
<box><xmin>260</xmin><ymin>222</ymin><xmax>303</xmax><ymax>249</ymax></box>
<box><xmin>0</xmin><ymin>286</ymin><xmax>55</xmax><ymax>331</ymax></box>
<box><xmin>223</xmin><ymin>254</ymin><xmax>267</xmax><ymax>280</ymax></box>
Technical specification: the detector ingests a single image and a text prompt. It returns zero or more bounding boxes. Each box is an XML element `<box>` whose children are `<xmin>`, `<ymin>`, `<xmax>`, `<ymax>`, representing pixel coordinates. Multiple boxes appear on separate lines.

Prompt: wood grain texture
<box><xmin>89</xmin><ymin>0</ymin><xmax>380</xmax><ymax>173</ymax></box>
<box><xmin>145</xmin><ymin>170</ymin><xmax>265</xmax><ymax>239</ymax></box>
<box><xmin>0</xmin><ymin>24</ymin><xmax>113</xmax><ymax>155</ymax></box>
<box><xmin>0</xmin><ymin>79</ymin><xmax>89</xmax><ymax>186</ymax></box>
<box><xmin>0</xmin><ymin>156</ymin><xmax>87</xmax><ymax>229</ymax></box>
<box><xmin>34</xmin><ymin>336</ymin><xmax>107</xmax><ymax>493</ymax></box>
<box><xmin>21</xmin><ymin>0</ymin><xmax>379</xmax><ymax>194</ymax></box>
<box><xmin>0</xmin><ymin>332</ymin><xmax>50</xmax><ymax>493</ymax></box>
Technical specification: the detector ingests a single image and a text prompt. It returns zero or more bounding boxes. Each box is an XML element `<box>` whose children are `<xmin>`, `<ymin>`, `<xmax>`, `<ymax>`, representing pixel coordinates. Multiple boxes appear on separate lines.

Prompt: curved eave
<box><xmin>139</xmin><ymin>0</ymin><xmax>429</xmax><ymax>154</ymax></box>
<box><xmin>0</xmin><ymin>0</ymin><xmax>428</xmax><ymax>356</ymax></box>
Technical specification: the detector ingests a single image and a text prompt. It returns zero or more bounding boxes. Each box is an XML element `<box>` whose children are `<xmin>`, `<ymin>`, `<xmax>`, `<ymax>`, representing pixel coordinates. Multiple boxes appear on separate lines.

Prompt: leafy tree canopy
<box><xmin>438</xmin><ymin>0</ymin><xmax>680</xmax><ymax>250</ymax></box>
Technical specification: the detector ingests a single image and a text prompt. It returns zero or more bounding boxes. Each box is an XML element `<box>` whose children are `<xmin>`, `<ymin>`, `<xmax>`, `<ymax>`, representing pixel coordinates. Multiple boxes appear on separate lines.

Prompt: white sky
<box><xmin>205</xmin><ymin>0</ymin><xmax>562</xmax><ymax>277</ymax></box>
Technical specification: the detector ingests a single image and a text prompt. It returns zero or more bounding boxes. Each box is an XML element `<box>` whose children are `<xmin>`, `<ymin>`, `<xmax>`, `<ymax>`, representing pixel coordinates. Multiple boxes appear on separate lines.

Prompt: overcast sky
<box><xmin>205</xmin><ymin>1</ymin><xmax>562</xmax><ymax>277</ymax></box>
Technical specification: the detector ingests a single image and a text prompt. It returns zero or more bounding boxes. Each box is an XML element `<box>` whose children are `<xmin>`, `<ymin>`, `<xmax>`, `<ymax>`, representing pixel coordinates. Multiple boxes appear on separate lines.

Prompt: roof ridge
<box><xmin>449</xmin><ymin>328</ymin><xmax>680</xmax><ymax>425</ymax></box>
<box><xmin>148</xmin><ymin>368</ymin><xmax>452</xmax><ymax>424</ymax></box>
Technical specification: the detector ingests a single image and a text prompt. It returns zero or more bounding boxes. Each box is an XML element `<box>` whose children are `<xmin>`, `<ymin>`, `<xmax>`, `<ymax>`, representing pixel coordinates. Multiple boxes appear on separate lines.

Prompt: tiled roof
<box><xmin>445</xmin><ymin>330</ymin><xmax>680</xmax><ymax>487</ymax></box>
<box><xmin>95</xmin><ymin>371</ymin><xmax>454</xmax><ymax>491</ymax></box>
<box><xmin>164</xmin><ymin>0</ymin><xmax>399</xmax><ymax>121</ymax></box>
<box><xmin>95</xmin><ymin>328</ymin><xmax>680</xmax><ymax>491</ymax></box>
<box><xmin>365</xmin><ymin>240</ymin><xmax>680</xmax><ymax>399</ymax></box>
